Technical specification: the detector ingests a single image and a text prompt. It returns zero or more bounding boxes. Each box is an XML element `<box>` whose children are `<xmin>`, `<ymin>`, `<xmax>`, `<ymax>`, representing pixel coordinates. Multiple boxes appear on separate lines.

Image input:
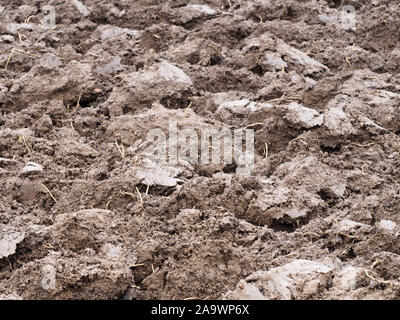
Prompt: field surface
<box><xmin>1</xmin><ymin>0</ymin><xmax>400</xmax><ymax>300</ymax></box>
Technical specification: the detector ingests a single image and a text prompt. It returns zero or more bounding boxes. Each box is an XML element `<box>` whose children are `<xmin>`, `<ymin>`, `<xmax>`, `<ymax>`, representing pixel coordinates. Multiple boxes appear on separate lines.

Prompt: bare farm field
<box><xmin>1</xmin><ymin>0</ymin><xmax>400</xmax><ymax>300</ymax></box>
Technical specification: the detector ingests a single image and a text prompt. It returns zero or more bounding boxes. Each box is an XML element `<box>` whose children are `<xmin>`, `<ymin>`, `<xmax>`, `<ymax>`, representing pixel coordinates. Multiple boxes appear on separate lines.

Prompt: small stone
<box><xmin>22</xmin><ymin>162</ymin><xmax>43</xmax><ymax>174</ymax></box>
<box><xmin>228</xmin><ymin>260</ymin><xmax>332</xmax><ymax>300</ymax></box>
<box><xmin>276</xmin><ymin>39</ymin><xmax>329</xmax><ymax>75</ymax></box>
<box><xmin>335</xmin><ymin>219</ymin><xmax>369</xmax><ymax>234</ymax></box>
<box><xmin>324</xmin><ymin>106</ymin><xmax>356</xmax><ymax>136</ymax></box>
<box><xmin>94</xmin><ymin>57</ymin><xmax>123</xmax><ymax>75</ymax></box>
<box><xmin>379</xmin><ymin>219</ymin><xmax>397</xmax><ymax>232</ymax></box>
<box><xmin>158</xmin><ymin>60</ymin><xmax>193</xmax><ymax>85</ymax></box>
<box><xmin>0</xmin><ymin>228</ymin><xmax>25</xmax><ymax>259</ymax></box>
<box><xmin>184</xmin><ymin>4</ymin><xmax>216</xmax><ymax>15</ymax></box>
<box><xmin>110</xmin><ymin>7</ymin><xmax>126</xmax><ymax>18</ymax></box>
<box><xmin>97</xmin><ymin>25</ymin><xmax>141</xmax><ymax>41</ymax></box>
<box><xmin>133</xmin><ymin>164</ymin><xmax>182</xmax><ymax>187</ymax></box>
<box><xmin>72</xmin><ymin>0</ymin><xmax>90</xmax><ymax>17</ymax></box>
<box><xmin>0</xmin><ymin>35</ymin><xmax>15</xmax><ymax>43</ymax></box>
<box><xmin>41</xmin><ymin>264</ymin><xmax>56</xmax><ymax>291</ymax></box>
<box><xmin>285</xmin><ymin>102</ymin><xmax>324</xmax><ymax>129</ymax></box>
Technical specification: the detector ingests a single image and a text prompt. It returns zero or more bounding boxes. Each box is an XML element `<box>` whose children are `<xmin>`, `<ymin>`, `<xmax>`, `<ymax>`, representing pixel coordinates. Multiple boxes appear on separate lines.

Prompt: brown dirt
<box><xmin>1</xmin><ymin>0</ymin><xmax>400</xmax><ymax>300</ymax></box>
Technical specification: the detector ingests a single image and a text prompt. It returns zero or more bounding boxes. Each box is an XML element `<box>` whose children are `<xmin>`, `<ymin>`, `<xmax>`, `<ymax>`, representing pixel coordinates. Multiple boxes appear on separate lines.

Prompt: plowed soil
<box><xmin>2</xmin><ymin>0</ymin><xmax>400</xmax><ymax>300</ymax></box>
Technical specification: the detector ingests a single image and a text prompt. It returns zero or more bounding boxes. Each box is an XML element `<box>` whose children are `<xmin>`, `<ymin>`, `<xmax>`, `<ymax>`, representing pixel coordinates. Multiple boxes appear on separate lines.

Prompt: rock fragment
<box><xmin>72</xmin><ymin>0</ymin><xmax>90</xmax><ymax>17</ymax></box>
<box><xmin>227</xmin><ymin>260</ymin><xmax>333</xmax><ymax>300</ymax></box>
<box><xmin>276</xmin><ymin>39</ymin><xmax>329</xmax><ymax>75</ymax></box>
<box><xmin>0</xmin><ymin>226</ymin><xmax>25</xmax><ymax>259</ymax></box>
<box><xmin>22</xmin><ymin>162</ymin><xmax>43</xmax><ymax>174</ymax></box>
<box><xmin>284</xmin><ymin>102</ymin><xmax>324</xmax><ymax>128</ymax></box>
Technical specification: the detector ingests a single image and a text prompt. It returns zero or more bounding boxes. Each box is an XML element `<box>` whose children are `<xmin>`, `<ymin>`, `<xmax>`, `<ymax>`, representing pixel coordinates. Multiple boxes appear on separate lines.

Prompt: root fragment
<box><xmin>184</xmin><ymin>101</ymin><xmax>192</xmax><ymax>115</ymax></box>
<box><xmin>115</xmin><ymin>140</ymin><xmax>125</xmax><ymax>158</ymax></box>
<box><xmin>263</xmin><ymin>143</ymin><xmax>269</xmax><ymax>158</ymax></box>
<box><xmin>4</xmin><ymin>48</ymin><xmax>15</xmax><ymax>71</ymax></box>
<box><xmin>18</xmin><ymin>136</ymin><xmax>32</xmax><ymax>155</ymax></box>
<box><xmin>350</xmin><ymin>142</ymin><xmax>375</xmax><ymax>148</ymax></box>
<box><xmin>245</xmin><ymin>122</ymin><xmax>264</xmax><ymax>129</ymax></box>
<box><xmin>364</xmin><ymin>269</ymin><xmax>394</xmax><ymax>288</ymax></box>
<box><xmin>41</xmin><ymin>183</ymin><xmax>57</xmax><ymax>203</ymax></box>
